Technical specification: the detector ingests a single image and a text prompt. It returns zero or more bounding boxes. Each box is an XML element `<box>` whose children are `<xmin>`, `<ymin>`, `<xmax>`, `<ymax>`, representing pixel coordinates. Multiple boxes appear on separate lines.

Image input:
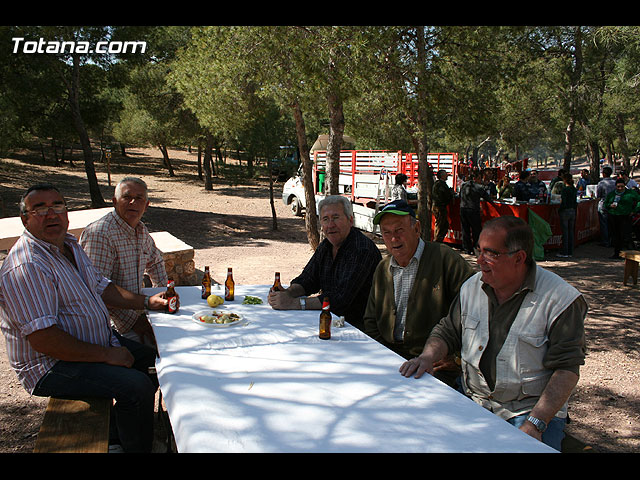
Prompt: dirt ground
<box><xmin>0</xmin><ymin>145</ymin><xmax>638</xmax><ymax>453</ymax></box>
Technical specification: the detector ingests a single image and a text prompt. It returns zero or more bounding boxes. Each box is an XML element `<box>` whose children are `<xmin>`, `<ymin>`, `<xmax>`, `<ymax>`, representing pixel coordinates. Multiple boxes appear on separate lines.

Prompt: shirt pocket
<box><xmin>517</xmin><ymin>333</ymin><xmax>548</xmax><ymax>376</ymax></box>
<box><xmin>460</xmin><ymin>314</ymin><xmax>482</xmax><ymax>362</ymax></box>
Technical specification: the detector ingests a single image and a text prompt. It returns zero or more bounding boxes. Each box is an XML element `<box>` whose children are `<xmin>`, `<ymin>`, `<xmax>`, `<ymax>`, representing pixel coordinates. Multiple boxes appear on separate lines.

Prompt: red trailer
<box><xmin>312</xmin><ymin>150</ymin><xmax>460</xmax><ymax>207</ymax></box>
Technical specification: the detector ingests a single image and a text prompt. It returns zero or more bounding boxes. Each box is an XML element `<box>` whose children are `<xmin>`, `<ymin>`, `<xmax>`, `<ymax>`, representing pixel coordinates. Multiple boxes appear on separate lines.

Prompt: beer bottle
<box><xmin>224</xmin><ymin>267</ymin><xmax>235</xmax><ymax>301</ymax></box>
<box><xmin>272</xmin><ymin>272</ymin><xmax>282</xmax><ymax>292</ymax></box>
<box><xmin>201</xmin><ymin>266</ymin><xmax>211</xmax><ymax>299</ymax></box>
<box><xmin>166</xmin><ymin>279</ymin><xmax>178</xmax><ymax>314</ymax></box>
<box><xmin>319</xmin><ymin>296</ymin><xmax>331</xmax><ymax>340</ymax></box>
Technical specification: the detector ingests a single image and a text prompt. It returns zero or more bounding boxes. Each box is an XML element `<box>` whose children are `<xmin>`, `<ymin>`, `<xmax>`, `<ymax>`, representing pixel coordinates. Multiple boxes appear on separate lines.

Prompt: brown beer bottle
<box><xmin>319</xmin><ymin>297</ymin><xmax>331</xmax><ymax>340</ymax></box>
<box><xmin>225</xmin><ymin>267</ymin><xmax>235</xmax><ymax>301</ymax></box>
<box><xmin>272</xmin><ymin>272</ymin><xmax>282</xmax><ymax>291</ymax></box>
<box><xmin>201</xmin><ymin>266</ymin><xmax>211</xmax><ymax>299</ymax></box>
<box><xmin>166</xmin><ymin>279</ymin><xmax>178</xmax><ymax>314</ymax></box>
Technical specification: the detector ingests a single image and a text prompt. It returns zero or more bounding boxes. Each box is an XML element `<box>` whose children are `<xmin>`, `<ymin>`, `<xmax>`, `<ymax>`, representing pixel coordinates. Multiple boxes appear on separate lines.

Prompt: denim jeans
<box><xmin>33</xmin><ymin>332</ymin><xmax>158</xmax><ymax>452</ymax></box>
<box><xmin>598</xmin><ymin>208</ymin><xmax>611</xmax><ymax>246</ymax></box>
<box><xmin>507</xmin><ymin>413</ymin><xmax>566</xmax><ymax>452</ymax></box>
<box><xmin>559</xmin><ymin>208</ymin><xmax>576</xmax><ymax>255</ymax></box>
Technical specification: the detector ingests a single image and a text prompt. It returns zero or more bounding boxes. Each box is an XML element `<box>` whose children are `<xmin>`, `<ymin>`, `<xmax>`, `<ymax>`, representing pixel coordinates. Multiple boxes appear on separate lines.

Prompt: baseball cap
<box><xmin>373</xmin><ymin>200</ymin><xmax>416</xmax><ymax>225</ymax></box>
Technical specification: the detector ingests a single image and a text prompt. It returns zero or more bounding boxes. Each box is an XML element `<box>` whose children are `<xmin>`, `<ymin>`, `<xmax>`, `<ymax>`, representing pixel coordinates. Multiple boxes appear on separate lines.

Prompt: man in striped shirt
<box><xmin>80</xmin><ymin>177</ymin><xmax>167</xmax><ymax>346</ymax></box>
<box><xmin>0</xmin><ymin>183</ymin><xmax>174</xmax><ymax>453</ymax></box>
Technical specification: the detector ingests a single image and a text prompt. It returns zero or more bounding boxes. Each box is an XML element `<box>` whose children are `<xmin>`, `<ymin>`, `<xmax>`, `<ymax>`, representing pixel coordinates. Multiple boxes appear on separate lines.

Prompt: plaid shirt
<box><xmin>389</xmin><ymin>238</ymin><xmax>425</xmax><ymax>341</ymax></box>
<box><xmin>0</xmin><ymin>231</ymin><xmax>117</xmax><ymax>393</ymax></box>
<box><xmin>291</xmin><ymin>228</ymin><xmax>382</xmax><ymax>328</ymax></box>
<box><xmin>79</xmin><ymin>210</ymin><xmax>167</xmax><ymax>334</ymax></box>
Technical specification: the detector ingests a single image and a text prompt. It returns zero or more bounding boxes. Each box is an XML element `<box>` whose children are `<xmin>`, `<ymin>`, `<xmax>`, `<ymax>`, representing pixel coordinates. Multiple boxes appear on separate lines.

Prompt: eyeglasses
<box><xmin>27</xmin><ymin>205</ymin><xmax>67</xmax><ymax>216</ymax></box>
<box><xmin>320</xmin><ymin>214</ymin><xmax>346</xmax><ymax>225</ymax></box>
<box><xmin>474</xmin><ymin>247</ymin><xmax>520</xmax><ymax>263</ymax></box>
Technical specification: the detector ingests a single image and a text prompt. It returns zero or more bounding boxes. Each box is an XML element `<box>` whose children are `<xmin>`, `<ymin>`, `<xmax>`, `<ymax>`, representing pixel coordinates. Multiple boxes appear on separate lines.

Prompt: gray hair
<box><xmin>483</xmin><ymin>215</ymin><xmax>534</xmax><ymax>266</ymax></box>
<box><xmin>318</xmin><ymin>195</ymin><xmax>353</xmax><ymax>219</ymax></box>
<box><xmin>114</xmin><ymin>177</ymin><xmax>148</xmax><ymax>200</ymax></box>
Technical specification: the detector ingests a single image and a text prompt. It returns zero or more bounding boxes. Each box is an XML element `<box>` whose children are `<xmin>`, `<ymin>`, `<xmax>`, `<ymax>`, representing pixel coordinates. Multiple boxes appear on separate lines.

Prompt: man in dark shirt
<box><xmin>459</xmin><ymin>170</ymin><xmax>491</xmax><ymax>254</ymax></box>
<box><xmin>268</xmin><ymin>195</ymin><xmax>382</xmax><ymax>331</ymax></box>
<box><xmin>432</xmin><ymin>170</ymin><xmax>454</xmax><ymax>243</ymax></box>
<box><xmin>514</xmin><ymin>170</ymin><xmax>533</xmax><ymax>201</ymax></box>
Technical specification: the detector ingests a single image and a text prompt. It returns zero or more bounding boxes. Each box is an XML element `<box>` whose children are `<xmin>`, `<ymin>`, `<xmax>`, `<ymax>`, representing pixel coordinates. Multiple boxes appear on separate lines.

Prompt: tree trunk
<box><xmin>414</xmin><ymin>26</ymin><xmax>434</xmax><ymax>242</ymax></box>
<box><xmin>158</xmin><ymin>144</ymin><xmax>176</xmax><ymax>177</ymax></box>
<box><xmin>292</xmin><ymin>100</ymin><xmax>320</xmax><ymax>250</ymax></box>
<box><xmin>203</xmin><ymin>135</ymin><xmax>213</xmax><ymax>190</ymax></box>
<box><xmin>68</xmin><ymin>55</ymin><xmax>106</xmax><ymax>207</ymax></box>
<box><xmin>325</xmin><ymin>91</ymin><xmax>345</xmax><ymax>196</ymax></box>
<box><xmin>587</xmin><ymin>139</ymin><xmax>600</xmax><ymax>184</ymax></box>
<box><xmin>562</xmin><ymin>117</ymin><xmax>575</xmax><ymax>173</ymax></box>
<box><xmin>615</xmin><ymin>113</ymin><xmax>631</xmax><ymax>172</ymax></box>
<box><xmin>267</xmin><ymin>157</ymin><xmax>278</xmax><ymax>231</ymax></box>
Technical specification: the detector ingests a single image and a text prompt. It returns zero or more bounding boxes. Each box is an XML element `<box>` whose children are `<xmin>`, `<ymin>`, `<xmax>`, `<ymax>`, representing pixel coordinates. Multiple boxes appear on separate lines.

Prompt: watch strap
<box><xmin>526</xmin><ymin>415</ymin><xmax>547</xmax><ymax>433</ymax></box>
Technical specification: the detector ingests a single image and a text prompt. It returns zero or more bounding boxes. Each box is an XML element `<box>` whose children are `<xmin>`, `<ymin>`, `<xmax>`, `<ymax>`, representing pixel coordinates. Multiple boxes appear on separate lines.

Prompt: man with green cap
<box><xmin>363</xmin><ymin>200</ymin><xmax>474</xmax><ymax>387</ymax></box>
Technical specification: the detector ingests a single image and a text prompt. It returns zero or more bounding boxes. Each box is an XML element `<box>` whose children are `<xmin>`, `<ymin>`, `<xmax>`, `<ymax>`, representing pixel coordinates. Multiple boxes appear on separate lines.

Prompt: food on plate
<box><xmin>242</xmin><ymin>295</ymin><xmax>263</xmax><ymax>305</ymax></box>
<box><xmin>207</xmin><ymin>294</ymin><xmax>224</xmax><ymax>307</ymax></box>
<box><xmin>198</xmin><ymin>311</ymin><xmax>241</xmax><ymax>324</ymax></box>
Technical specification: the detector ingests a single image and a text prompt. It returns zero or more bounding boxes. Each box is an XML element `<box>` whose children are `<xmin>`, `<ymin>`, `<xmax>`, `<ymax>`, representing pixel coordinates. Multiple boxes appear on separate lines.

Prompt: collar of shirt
<box><xmin>23</xmin><ymin>229</ymin><xmax>78</xmax><ymax>256</ymax></box>
<box><xmin>110</xmin><ymin>209</ymin><xmax>144</xmax><ymax>236</ymax></box>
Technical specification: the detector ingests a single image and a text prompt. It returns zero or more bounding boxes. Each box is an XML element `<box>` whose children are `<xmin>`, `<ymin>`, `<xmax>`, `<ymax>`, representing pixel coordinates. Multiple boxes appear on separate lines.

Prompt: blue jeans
<box><xmin>508</xmin><ymin>413</ymin><xmax>566</xmax><ymax>452</ymax></box>
<box><xmin>559</xmin><ymin>208</ymin><xmax>576</xmax><ymax>255</ymax></box>
<box><xmin>33</xmin><ymin>332</ymin><xmax>157</xmax><ymax>452</ymax></box>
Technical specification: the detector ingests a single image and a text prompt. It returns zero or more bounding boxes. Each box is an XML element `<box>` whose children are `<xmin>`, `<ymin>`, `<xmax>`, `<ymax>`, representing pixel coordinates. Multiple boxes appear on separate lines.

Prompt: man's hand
<box><xmin>147</xmin><ymin>291</ymin><xmax>176</xmax><ymax>311</ymax></box>
<box><xmin>399</xmin><ymin>355</ymin><xmax>435</xmax><ymax>379</ymax></box>
<box><xmin>399</xmin><ymin>337</ymin><xmax>449</xmax><ymax>379</ymax></box>
<box><xmin>519</xmin><ymin>419</ymin><xmax>543</xmax><ymax>442</ymax></box>
<box><xmin>103</xmin><ymin>346</ymin><xmax>135</xmax><ymax>368</ymax></box>
<box><xmin>268</xmin><ymin>289</ymin><xmax>299</xmax><ymax>310</ymax></box>
<box><xmin>432</xmin><ymin>355</ymin><xmax>460</xmax><ymax>373</ymax></box>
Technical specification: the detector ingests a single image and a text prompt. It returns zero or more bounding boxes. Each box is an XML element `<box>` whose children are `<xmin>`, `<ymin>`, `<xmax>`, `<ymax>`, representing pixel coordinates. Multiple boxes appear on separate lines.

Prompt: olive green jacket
<box><xmin>363</xmin><ymin>241</ymin><xmax>474</xmax><ymax>360</ymax></box>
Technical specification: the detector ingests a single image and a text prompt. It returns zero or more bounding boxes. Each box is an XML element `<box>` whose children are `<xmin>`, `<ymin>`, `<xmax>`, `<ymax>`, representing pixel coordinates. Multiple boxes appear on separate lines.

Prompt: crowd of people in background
<box><xmin>442</xmin><ymin>161</ymin><xmax>640</xmax><ymax>260</ymax></box>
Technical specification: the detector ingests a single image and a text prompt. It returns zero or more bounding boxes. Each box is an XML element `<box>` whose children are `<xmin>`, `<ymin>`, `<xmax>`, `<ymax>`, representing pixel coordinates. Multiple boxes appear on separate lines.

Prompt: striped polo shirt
<box><xmin>0</xmin><ymin>230</ymin><xmax>117</xmax><ymax>394</ymax></box>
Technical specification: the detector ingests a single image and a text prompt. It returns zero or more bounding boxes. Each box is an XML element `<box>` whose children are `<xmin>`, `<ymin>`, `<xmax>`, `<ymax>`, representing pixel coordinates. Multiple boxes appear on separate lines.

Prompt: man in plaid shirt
<box><xmin>80</xmin><ymin>177</ymin><xmax>167</xmax><ymax>346</ymax></box>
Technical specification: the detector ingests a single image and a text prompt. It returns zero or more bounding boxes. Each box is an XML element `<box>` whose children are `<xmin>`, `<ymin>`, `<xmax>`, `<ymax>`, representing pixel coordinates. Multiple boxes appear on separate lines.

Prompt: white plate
<box><xmin>191</xmin><ymin>309</ymin><xmax>246</xmax><ymax>328</ymax></box>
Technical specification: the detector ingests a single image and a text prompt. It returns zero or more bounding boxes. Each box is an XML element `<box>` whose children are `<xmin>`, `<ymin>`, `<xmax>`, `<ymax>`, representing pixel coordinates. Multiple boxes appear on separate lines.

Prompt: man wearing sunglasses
<box><xmin>399</xmin><ymin>215</ymin><xmax>587</xmax><ymax>452</ymax></box>
<box><xmin>0</xmin><ymin>183</ymin><xmax>175</xmax><ymax>452</ymax></box>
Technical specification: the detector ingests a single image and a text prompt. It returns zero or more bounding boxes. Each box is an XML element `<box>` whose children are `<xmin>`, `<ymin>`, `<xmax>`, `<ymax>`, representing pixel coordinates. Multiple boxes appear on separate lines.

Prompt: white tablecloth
<box><xmin>143</xmin><ymin>285</ymin><xmax>554</xmax><ymax>453</ymax></box>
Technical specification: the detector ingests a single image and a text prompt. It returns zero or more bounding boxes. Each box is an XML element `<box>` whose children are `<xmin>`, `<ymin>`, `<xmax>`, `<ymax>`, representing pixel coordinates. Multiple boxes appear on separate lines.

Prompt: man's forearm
<box><xmin>101</xmin><ymin>282</ymin><xmax>145</xmax><ymax>311</ymax></box>
<box><xmin>27</xmin><ymin>326</ymin><xmax>116</xmax><ymax>364</ymax></box>
<box><xmin>529</xmin><ymin>369</ymin><xmax>579</xmax><ymax>424</ymax></box>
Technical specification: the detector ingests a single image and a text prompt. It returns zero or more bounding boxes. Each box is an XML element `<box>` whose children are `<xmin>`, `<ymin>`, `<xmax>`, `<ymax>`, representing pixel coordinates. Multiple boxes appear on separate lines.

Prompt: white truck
<box><xmin>282</xmin><ymin>149</ymin><xmax>459</xmax><ymax>233</ymax></box>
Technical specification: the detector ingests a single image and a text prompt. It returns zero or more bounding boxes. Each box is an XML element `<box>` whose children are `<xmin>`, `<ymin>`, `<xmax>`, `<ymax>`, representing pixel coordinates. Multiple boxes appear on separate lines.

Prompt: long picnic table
<box><xmin>143</xmin><ymin>284</ymin><xmax>555</xmax><ymax>453</ymax></box>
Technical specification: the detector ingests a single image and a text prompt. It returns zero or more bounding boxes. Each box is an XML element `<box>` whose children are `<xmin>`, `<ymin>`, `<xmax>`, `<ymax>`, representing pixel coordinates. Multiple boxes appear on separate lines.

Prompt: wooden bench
<box><xmin>620</xmin><ymin>250</ymin><xmax>640</xmax><ymax>286</ymax></box>
<box><xmin>34</xmin><ymin>397</ymin><xmax>112</xmax><ymax>453</ymax></box>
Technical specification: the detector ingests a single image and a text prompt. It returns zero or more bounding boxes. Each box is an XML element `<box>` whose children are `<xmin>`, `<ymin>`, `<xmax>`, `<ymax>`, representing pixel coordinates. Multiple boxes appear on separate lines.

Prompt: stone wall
<box><xmin>150</xmin><ymin>231</ymin><xmax>197</xmax><ymax>286</ymax></box>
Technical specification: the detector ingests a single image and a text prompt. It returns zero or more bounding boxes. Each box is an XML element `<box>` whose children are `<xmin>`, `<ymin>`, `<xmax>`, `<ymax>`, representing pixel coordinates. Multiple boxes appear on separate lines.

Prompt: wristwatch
<box><xmin>299</xmin><ymin>297</ymin><xmax>306</xmax><ymax>310</ymax></box>
<box><xmin>144</xmin><ymin>295</ymin><xmax>150</xmax><ymax>309</ymax></box>
<box><xmin>526</xmin><ymin>415</ymin><xmax>547</xmax><ymax>433</ymax></box>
